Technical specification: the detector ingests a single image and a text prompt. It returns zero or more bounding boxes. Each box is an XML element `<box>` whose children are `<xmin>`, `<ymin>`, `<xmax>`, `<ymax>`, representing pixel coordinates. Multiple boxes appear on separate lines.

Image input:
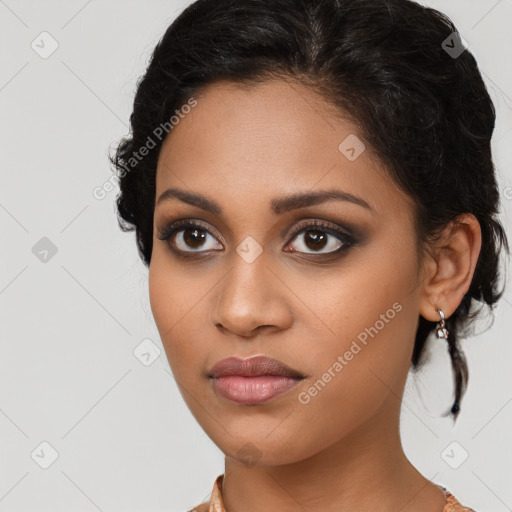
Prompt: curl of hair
<box><xmin>110</xmin><ymin>0</ymin><xmax>510</xmax><ymax>421</ymax></box>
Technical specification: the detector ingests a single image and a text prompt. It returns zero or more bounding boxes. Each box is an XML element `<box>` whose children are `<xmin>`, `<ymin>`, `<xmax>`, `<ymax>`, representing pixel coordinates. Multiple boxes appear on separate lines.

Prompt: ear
<box><xmin>419</xmin><ymin>213</ymin><xmax>482</xmax><ymax>322</ymax></box>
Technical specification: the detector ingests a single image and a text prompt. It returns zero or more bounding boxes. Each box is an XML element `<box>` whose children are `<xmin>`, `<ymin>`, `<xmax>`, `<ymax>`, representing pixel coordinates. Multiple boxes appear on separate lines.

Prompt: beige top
<box><xmin>190</xmin><ymin>474</ymin><xmax>476</xmax><ymax>512</ymax></box>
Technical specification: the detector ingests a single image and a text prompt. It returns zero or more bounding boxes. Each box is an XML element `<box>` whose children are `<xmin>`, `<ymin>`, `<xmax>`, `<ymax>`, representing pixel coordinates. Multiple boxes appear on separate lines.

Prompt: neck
<box><xmin>222</xmin><ymin>390</ymin><xmax>446</xmax><ymax>512</ymax></box>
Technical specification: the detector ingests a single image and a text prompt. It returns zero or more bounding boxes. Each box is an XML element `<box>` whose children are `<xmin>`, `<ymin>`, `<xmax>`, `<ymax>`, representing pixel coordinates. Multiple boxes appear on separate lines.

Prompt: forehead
<box><xmin>155</xmin><ymin>78</ymin><xmax>412</xmax><ymax>219</ymax></box>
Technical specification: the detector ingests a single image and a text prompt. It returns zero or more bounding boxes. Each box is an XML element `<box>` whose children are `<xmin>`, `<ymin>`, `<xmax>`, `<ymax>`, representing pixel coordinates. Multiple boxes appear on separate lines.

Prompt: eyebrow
<box><xmin>155</xmin><ymin>187</ymin><xmax>373</xmax><ymax>215</ymax></box>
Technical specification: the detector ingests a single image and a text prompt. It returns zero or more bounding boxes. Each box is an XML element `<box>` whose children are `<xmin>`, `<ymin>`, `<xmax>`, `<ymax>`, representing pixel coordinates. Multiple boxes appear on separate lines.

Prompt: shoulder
<box><xmin>442</xmin><ymin>488</ymin><xmax>477</xmax><ymax>512</ymax></box>
<box><xmin>188</xmin><ymin>503</ymin><xmax>209</xmax><ymax>512</ymax></box>
<box><xmin>190</xmin><ymin>478</ymin><xmax>479</xmax><ymax>512</ymax></box>
<box><xmin>189</xmin><ymin>473</ymin><xmax>225</xmax><ymax>512</ymax></box>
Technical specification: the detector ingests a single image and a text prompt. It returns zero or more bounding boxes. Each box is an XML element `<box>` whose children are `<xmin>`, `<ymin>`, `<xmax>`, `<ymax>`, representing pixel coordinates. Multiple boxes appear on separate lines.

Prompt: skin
<box><xmin>148</xmin><ymin>78</ymin><xmax>482</xmax><ymax>512</ymax></box>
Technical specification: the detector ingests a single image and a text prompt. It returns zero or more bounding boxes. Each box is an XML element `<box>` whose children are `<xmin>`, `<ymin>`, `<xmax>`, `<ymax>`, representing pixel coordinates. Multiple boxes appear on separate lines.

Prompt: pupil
<box><xmin>305</xmin><ymin>230</ymin><xmax>327</xmax><ymax>251</ymax></box>
<box><xmin>184</xmin><ymin>228</ymin><xmax>206</xmax><ymax>248</ymax></box>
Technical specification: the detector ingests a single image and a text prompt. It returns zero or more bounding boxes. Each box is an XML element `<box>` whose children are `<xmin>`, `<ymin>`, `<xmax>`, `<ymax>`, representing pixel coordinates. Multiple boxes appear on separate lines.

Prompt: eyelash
<box><xmin>156</xmin><ymin>218</ymin><xmax>357</xmax><ymax>259</ymax></box>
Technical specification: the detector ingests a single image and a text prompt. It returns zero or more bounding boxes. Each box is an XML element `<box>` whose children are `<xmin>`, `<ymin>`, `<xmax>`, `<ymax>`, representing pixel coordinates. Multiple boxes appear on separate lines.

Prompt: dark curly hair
<box><xmin>110</xmin><ymin>0</ymin><xmax>510</xmax><ymax>421</ymax></box>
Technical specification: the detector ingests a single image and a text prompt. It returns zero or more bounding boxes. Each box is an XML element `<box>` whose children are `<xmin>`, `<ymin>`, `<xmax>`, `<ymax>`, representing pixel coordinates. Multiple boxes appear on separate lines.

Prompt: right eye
<box><xmin>156</xmin><ymin>219</ymin><xmax>224</xmax><ymax>256</ymax></box>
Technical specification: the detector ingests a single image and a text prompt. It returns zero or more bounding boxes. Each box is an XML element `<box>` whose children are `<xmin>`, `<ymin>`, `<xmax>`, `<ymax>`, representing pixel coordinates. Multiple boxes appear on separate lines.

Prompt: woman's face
<box><xmin>149</xmin><ymin>78</ymin><xmax>426</xmax><ymax>465</ymax></box>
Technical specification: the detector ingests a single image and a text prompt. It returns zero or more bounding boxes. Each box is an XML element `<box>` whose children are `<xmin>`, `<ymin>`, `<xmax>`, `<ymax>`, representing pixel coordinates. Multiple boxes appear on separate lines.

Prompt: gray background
<box><xmin>1</xmin><ymin>1</ymin><xmax>511</xmax><ymax>511</ymax></box>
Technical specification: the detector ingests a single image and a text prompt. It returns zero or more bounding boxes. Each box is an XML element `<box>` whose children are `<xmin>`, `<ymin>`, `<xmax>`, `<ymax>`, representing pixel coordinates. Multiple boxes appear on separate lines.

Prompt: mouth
<box><xmin>208</xmin><ymin>355</ymin><xmax>305</xmax><ymax>405</ymax></box>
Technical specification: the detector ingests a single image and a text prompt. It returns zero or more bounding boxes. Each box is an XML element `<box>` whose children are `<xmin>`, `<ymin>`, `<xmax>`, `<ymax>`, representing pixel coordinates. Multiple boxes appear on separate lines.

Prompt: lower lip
<box><xmin>211</xmin><ymin>375</ymin><xmax>302</xmax><ymax>405</ymax></box>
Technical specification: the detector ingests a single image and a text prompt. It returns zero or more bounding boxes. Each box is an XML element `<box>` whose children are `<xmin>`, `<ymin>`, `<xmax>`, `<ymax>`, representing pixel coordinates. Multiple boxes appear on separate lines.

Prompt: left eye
<box><xmin>286</xmin><ymin>227</ymin><xmax>350</xmax><ymax>254</ymax></box>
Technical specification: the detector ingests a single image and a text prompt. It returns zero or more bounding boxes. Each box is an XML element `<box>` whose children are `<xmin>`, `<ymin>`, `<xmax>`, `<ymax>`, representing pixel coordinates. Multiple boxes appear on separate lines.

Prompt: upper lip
<box><xmin>209</xmin><ymin>356</ymin><xmax>305</xmax><ymax>379</ymax></box>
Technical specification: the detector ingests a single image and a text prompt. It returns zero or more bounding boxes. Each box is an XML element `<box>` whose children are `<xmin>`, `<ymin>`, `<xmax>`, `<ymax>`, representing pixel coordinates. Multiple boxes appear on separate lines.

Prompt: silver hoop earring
<box><xmin>434</xmin><ymin>304</ymin><xmax>449</xmax><ymax>339</ymax></box>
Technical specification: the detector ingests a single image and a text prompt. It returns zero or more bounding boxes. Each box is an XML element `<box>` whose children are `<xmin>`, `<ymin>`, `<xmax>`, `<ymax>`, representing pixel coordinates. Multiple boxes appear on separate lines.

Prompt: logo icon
<box><xmin>442</xmin><ymin>32</ymin><xmax>468</xmax><ymax>59</ymax></box>
<box><xmin>236</xmin><ymin>236</ymin><xmax>263</xmax><ymax>264</ymax></box>
<box><xmin>339</xmin><ymin>134</ymin><xmax>366</xmax><ymax>161</ymax></box>
<box><xmin>31</xmin><ymin>441</ymin><xmax>59</xmax><ymax>469</ymax></box>
<box><xmin>32</xmin><ymin>237</ymin><xmax>58</xmax><ymax>263</ymax></box>
<box><xmin>237</xmin><ymin>442</ymin><xmax>262</xmax><ymax>466</ymax></box>
<box><xmin>133</xmin><ymin>338</ymin><xmax>161</xmax><ymax>367</ymax></box>
<box><xmin>31</xmin><ymin>32</ymin><xmax>59</xmax><ymax>59</ymax></box>
<box><xmin>441</xmin><ymin>441</ymin><xmax>469</xmax><ymax>469</ymax></box>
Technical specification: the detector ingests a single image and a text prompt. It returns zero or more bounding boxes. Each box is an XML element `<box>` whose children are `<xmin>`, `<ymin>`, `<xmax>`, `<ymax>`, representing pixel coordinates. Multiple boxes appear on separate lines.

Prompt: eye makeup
<box><xmin>155</xmin><ymin>214</ymin><xmax>364</xmax><ymax>261</ymax></box>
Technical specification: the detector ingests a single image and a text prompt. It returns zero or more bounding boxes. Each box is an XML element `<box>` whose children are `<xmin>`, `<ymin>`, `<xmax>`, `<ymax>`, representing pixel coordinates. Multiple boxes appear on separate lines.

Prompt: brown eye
<box><xmin>181</xmin><ymin>227</ymin><xmax>208</xmax><ymax>249</ymax></box>
<box><xmin>156</xmin><ymin>220</ymin><xmax>223</xmax><ymax>254</ymax></box>
<box><xmin>285</xmin><ymin>220</ymin><xmax>355</xmax><ymax>255</ymax></box>
<box><xmin>288</xmin><ymin>229</ymin><xmax>344</xmax><ymax>254</ymax></box>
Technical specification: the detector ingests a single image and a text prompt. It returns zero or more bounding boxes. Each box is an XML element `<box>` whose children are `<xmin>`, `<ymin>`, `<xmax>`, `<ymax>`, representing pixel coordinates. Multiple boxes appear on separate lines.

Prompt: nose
<box><xmin>210</xmin><ymin>252</ymin><xmax>293</xmax><ymax>338</ymax></box>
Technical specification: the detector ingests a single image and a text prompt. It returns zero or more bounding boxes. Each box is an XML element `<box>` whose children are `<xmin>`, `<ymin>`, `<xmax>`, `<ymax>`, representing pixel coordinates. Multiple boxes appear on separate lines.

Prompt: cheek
<box><xmin>148</xmin><ymin>254</ymin><xmax>176</xmax><ymax>336</ymax></box>
<box><xmin>299</xmin><ymin>241</ymin><xmax>418</xmax><ymax>364</ymax></box>
<box><xmin>301</xmin><ymin>297</ymin><xmax>414</xmax><ymax>409</ymax></box>
<box><xmin>148</xmin><ymin>258</ymin><xmax>215</xmax><ymax>430</ymax></box>
<box><xmin>148</xmin><ymin>254</ymin><xmax>207</xmax><ymax>376</ymax></box>
<box><xmin>260</xmin><ymin>300</ymin><xmax>417</xmax><ymax>464</ymax></box>
<box><xmin>288</xmin><ymin>247</ymin><xmax>419</xmax><ymax>420</ymax></box>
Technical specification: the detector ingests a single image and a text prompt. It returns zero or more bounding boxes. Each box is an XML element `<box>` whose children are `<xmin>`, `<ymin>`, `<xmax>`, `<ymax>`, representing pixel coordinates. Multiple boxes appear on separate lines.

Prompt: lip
<box><xmin>208</xmin><ymin>356</ymin><xmax>305</xmax><ymax>405</ymax></box>
<box><xmin>209</xmin><ymin>356</ymin><xmax>304</xmax><ymax>379</ymax></box>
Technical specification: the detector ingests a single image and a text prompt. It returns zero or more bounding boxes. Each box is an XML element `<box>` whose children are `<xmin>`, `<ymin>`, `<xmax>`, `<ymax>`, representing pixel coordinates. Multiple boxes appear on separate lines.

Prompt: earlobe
<box><xmin>419</xmin><ymin>213</ymin><xmax>482</xmax><ymax>322</ymax></box>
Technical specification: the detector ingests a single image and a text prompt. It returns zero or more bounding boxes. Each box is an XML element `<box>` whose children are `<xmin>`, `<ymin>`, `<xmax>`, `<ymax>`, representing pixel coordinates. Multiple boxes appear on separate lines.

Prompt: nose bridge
<box><xmin>211</xmin><ymin>242</ymin><xmax>290</xmax><ymax>335</ymax></box>
<box><xmin>223</xmin><ymin>242</ymin><xmax>270</xmax><ymax>311</ymax></box>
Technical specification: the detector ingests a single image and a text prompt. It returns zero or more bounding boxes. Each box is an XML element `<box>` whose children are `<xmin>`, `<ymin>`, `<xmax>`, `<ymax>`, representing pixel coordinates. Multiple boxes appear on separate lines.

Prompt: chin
<box><xmin>209</xmin><ymin>426</ymin><xmax>320</xmax><ymax>467</ymax></box>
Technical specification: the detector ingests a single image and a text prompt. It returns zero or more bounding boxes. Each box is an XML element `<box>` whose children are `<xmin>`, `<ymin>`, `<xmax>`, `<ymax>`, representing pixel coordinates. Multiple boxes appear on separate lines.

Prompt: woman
<box><xmin>110</xmin><ymin>0</ymin><xmax>509</xmax><ymax>510</ymax></box>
